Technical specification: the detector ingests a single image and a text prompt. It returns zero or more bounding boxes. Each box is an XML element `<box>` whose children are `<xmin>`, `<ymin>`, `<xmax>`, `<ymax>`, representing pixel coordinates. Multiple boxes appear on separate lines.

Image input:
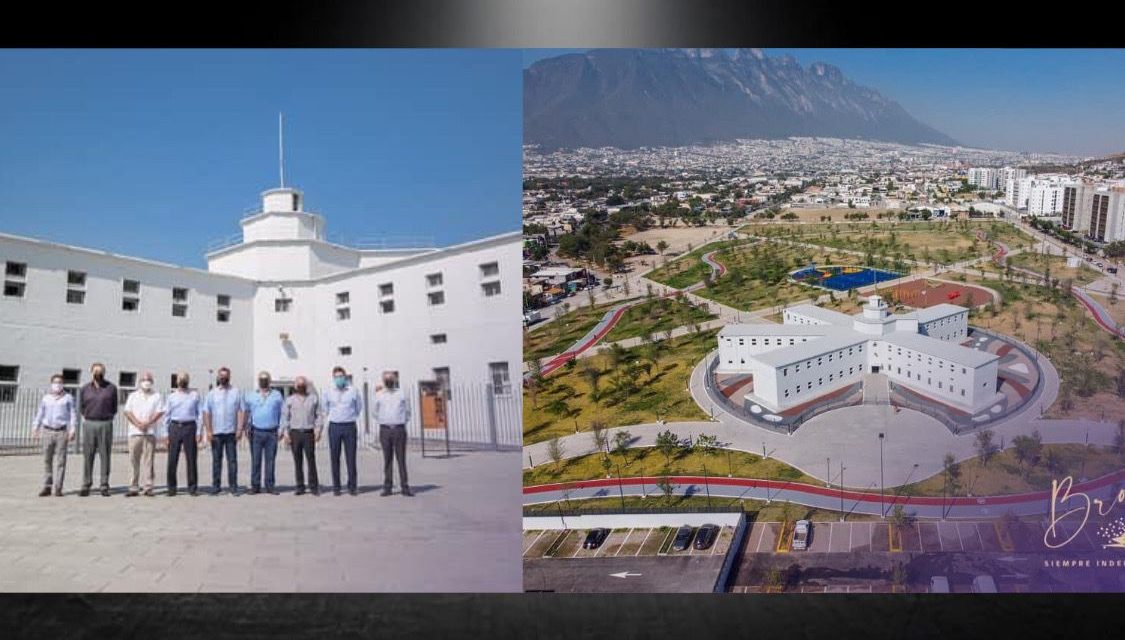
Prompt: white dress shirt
<box><xmin>371</xmin><ymin>388</ymin><xmax>411</xmax><ymax>426</ymax></box>
<box><xmin>124</xmin><ymin>389</ymin><xmax>165</xmax><ymax>437</ymax></box>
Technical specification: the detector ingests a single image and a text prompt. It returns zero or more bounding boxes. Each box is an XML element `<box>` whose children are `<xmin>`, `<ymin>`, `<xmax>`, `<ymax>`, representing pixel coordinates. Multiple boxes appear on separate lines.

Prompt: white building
<box><xmin>1061</xmin><ymin>181</ymin><xmax>1125</xmax><ymax>243</ymax></box>
<box><xmin>1005</xmin><ymin>174</ymin><xmax>1068</xmax><ymax>215</ymax></box>
<box><xmin>967</xmin><ymin>167</ymin><xmax>1000</xmax><ymax>191</ymax></box>
<box><xmin>716</xmin><ymin>295</ymin><xmax>1000</xmax><ymax>414</ymax></box>
<box><xmin>0</xmin><ymin>184</ymin><xmax>521</xmax><ymax>418</ymax></box>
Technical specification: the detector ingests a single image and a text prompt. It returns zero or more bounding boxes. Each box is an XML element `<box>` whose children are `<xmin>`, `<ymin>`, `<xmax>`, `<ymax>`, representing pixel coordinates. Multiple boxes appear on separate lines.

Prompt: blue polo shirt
<box><xmin>244</xmin><ymin>389</ymin><xmax>284</xmax><ymax>431</ymax></box>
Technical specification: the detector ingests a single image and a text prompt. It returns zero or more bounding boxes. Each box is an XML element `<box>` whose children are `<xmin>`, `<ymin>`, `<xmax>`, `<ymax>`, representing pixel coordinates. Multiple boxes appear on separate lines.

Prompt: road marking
<box><xmin>636</xmin><ymin>528</ymin><xmax>653</xmax><ymax>556</ymax></box>
<box><xmin>615</xmin><ymin>528</ymin><xmax>633</xmax><ymax>557</ymax></box>
<box><xmin>917</xmin><ymin>524</ymin><xmax>924</xmax><ymax>552</ymax></box>
<box><xmin>610</xmin><ymin>572</ymin><xmax>642</xmax><ymax>579</ymax></box>
<box><xmin>755</xmin><ymin>524</ymin><xmax>765</xmax><ymax>553</ymax></box>
<box><xmin>524</xmin><ymin>530</ymin><xmax>545</xmax><ymax>556</ymax></box>
<box><xmin>975</xmin><ymin>523</ymin><xmax>985</xmax><ymax>549</ymax></box>
<box><xmin>955</xmin><ymin>522</ymin><xmax>965</xmax><ymax>551</ymax></box>
<box><xmin>827</xmin><ymin>522</ymin><xmax>834</xmax><ymax>552</ymax></box>
<box><xmin>570</xmin><ymin>532</ymin><xmax>584</xmax><ymax>558</ymax></box>
<box><xmin>848</xmin><ymin>522</ymin><xmax>853</xmax><ymax>551</ymax></box>
<box><xmin>936</xmin><ymin>523</ymin><xmax>944</xmax><ymax>552</ymax></box>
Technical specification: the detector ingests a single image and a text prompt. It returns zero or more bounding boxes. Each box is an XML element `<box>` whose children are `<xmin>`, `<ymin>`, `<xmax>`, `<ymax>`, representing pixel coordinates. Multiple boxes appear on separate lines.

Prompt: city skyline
<box><xmin>522</xmin><ymin>48</ymin><xmax>1125</xmax><ymax>157</ymax></box>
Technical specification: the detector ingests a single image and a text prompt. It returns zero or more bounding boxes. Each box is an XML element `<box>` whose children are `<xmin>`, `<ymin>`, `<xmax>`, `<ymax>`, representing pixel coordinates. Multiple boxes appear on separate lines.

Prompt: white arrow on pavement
<box><xmin>610</xmin><ymin>572</ymin><xmax>643</xmax><ymax>579</ymax></box>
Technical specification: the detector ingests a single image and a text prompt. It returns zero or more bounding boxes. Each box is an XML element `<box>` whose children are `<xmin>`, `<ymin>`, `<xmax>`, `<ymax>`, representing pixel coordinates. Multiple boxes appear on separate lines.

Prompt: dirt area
<box><xmin>624</xmin><ymin>225</ymin><xmax>739</xmax><ymax>258</ymax></box>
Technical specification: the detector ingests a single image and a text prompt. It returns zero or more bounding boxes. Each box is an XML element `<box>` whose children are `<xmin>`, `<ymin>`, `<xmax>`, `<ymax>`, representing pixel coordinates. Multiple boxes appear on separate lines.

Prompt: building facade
<box><xmin>716</xmin><ymin>296</ymin><xmax>1000</xmax><ymax>414</ymax></box>
<box><xmin>0</xmin><ymin>185</ymin><xmax>521</xmax><ymax>413</ymax></box>
<box><xmin>1061</xmin><ymin>182</ymin><xmax>1125</xmax><ymax>243</ymax></box>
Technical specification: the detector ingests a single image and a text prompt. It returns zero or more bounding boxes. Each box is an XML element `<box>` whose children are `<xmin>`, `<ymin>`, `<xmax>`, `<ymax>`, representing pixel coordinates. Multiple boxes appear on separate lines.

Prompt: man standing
<box><xmin>123</xmin><ymin>371</ymin><xmax>164</xmax><ymax>497</ymax></box>
<box><xmin>202</xmin><ymin>367</ymin><xmax>245</xmax><ymax>496</ymax></box>
<box><xmin>245</xmin><ymin>371</ymin><xmax>284</xmax><ymax>495</ymax></box>
<box><xmin>323</xmin><ymin>366</ymin><xmax>362</xmax><ymax>496</ymax></box>
<box><xmin>32</xmin><ymin>374</ymin><xmax>78</xmax><ymax>496</ymax></box>
<box><xmin>163</xmin><ymin>372</ymin><xmax>202</xmax><ymax>497</ymax></box>
<box><xmin>281</xmin><ymin>375</ymin><xmax>321</xmax><ymax>496</ymax></box>
<box><xmin>372</xmin><ymin>372</ymin><xmax>413</xmax><ymax>497</ymax></box>
<box><xmin>79</xmin><ymin>362</ymin><xmax>118</xmax><ymax>497</ymax></box>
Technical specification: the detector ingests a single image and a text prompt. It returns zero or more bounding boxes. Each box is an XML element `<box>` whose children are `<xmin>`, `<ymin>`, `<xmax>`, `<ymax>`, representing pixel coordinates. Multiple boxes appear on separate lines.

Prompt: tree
<box><xmin>525</xmin><ymin>359</ymin><xmax>544</xmax><ymax>408</ymax></box>
<box><xmin>613</xmin><ymin>430</ymin><xmax>633</xmax><ymax>465</ymax></box>
<box><xmin>655</xmin><ymin>429</ymin><xmax>680</xmax><ymax>466</ymax></box>
<box><xmin>942</xmin><ymin>453</ymin><xmax>962</xmax><ymax>497</ymax></box>
<box><xmin>975</xmin><ymin>430</ymin><xmax>998</xmax><ymax>466</ymax></box>
<box><xmin>600</xmin><ymin>454</ymin><xmax>614</xmax><ymax>479</ymax></box>
<box><xmin>1011</xmin><ymin>433</ymin><xmax>1042</xmax><ymax>469</ymax></box>
<box><xmin>590</xmin><ymin>421</ymin><xmax>608</xmax><ymax>454</ymax></box>
<box><xmin>545</xmin><ymin>397</ymin><xmax>571</xmax><ymax>429</ymax></box>
<box><xmin>656</xmin><ymin>475</ymin><xmax>676</xmax><ymax>502</ymax></box>
<box><xmin>656</xmin><ymin>240</ymin><xmax>669</xmax><ymax>256</ymax></box>
<box><xmin>546</xmin><ymin>436</ymin><xmax>564</xmax><ymax>471</ymax></box>
<box><xmin>695</xmin><ymin>434</ymin><xmax>721</xmax><ymax>474</ymax></box>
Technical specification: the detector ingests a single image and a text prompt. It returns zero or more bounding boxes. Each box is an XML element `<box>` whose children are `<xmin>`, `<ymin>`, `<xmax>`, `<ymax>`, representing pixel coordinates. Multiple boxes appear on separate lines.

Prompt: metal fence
<box><xmin>1</xmin><ymin>381</ymin><xmax>521</xmax><ymax>455</ymax></box>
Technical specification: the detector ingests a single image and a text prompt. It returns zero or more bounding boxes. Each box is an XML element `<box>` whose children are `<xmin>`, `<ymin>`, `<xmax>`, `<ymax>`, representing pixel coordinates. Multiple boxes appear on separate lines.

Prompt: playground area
<box><xmin>790</xmin><ymin>264</ymin><xmax>905</xmax><ymax>292</ymax></box>
<box><xmin>884</xmin><ymin>278</ymin><xmax>994</xmax><ymax>309</ymax></box>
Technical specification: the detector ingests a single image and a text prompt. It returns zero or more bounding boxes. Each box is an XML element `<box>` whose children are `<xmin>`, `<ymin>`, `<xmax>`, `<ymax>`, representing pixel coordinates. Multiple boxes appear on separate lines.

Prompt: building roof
<box><xmin>718</xmin><ymin>324</ymin><xmax>834</xmax><ymax>338</ymax></box>
<box><xmin>753</xmin><ymin>332</ymin><xmax>869</xmax><ymax>368</ymax></box>
<box><xmin>784</xmin><ymin>304</ymin><xmax>853</xmax><ymax>326</ymax></box>
<box><xmin>899</xmin><ymin>303</ymin><xmax>967</xmax><ymax>324</ymax></box>
<box><xmin>877</xmin><ymin>331</ymin><xmax>998</xmax><ymax>368</ymax></box>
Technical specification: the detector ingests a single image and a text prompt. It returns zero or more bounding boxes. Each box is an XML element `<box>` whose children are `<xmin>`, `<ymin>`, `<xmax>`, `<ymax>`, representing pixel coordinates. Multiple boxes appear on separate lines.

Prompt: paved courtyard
<box><xmin>0</xmin><ymin>446</ymin><xmax>521</xmax><ymax>592</ymax></box>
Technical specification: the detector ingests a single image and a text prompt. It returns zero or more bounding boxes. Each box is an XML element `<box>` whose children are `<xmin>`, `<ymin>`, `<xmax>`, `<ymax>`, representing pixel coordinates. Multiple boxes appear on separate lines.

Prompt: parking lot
<box><xmin>523</xmin><ymin>525</ymin><xmax>736</xmax><ymax>559</ymax></box>
<box><xmin>739</xmin><ymin>518</ymin><xmax>1084</xmax><ymax>555</ymax></box>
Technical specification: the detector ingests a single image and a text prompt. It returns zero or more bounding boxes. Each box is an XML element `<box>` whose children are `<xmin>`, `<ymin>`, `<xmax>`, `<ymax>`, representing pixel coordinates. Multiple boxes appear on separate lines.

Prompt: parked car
<box><xmin>1096</xmin><ymin>262</ymin><xmax>1104</xmax><ymax>268</ymax></box>
<box><xmin>693</xmin><ymin>524</ymin><xmax>720</xmax><ymax>550</ymax></box>
<box><xmin>582</xmin><ymin>528</ymin><xmax>610</xmax><ymax>550</ymax></box>
<box><xmin>523</xmin><ymin>310</ymin><xmax>542</xmax><ymax>325</ymax></box>
<box><xmin>672</xmin><ymin>525</ymin><xmax>695</xmax><ymax>551</ymax></box>
<box><xmin>930</xmin><ymin>576</ymin><xmax>951</xmax><ymax>593</ymax></box>
<box><xmin>971</xmin><ymin>574</ymin><xmax>998</xmax><ymax>593</ymax></box>
<box><xmin>792</xmin><ymin>520</ymin><xmax>811</xmax><ymax>551</ymax></box>
<box><xmin>1108</xmin><ymin>266</ymin><xmax>1118</xmax><ymax>274</ymax></box>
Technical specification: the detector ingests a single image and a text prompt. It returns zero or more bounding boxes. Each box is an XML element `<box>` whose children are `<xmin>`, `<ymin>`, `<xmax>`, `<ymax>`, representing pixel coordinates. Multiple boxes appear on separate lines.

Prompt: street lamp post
<box><xmin>615</xmin><ymin>462</ymin><xmax>625</xmax><ymax>511</ymax></box>
<box><xmin>826</xmin><ymin>457</ymin><xmax>831</xmax><ymax>488</ymax></box>
<box><xmin>879</xmin><ymin>432</ymin><xmax>886</xmax><ymax>519</ymax></box>
<box><xmin>839</xmin><ymin>464</ymin><xmax>845</xmax><ymax>522</ymax></box>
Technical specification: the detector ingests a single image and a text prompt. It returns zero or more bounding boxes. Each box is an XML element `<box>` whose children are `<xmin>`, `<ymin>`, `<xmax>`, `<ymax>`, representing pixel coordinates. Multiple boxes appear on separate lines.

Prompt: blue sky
<box><xmin>0</xmin><ymin>50</ymin><xmax>521</xmax><ymax>268</ymax></box>
<box><xmin>523</xmin><ymin>49</ymin><xmax>1125</xmax><ymax>157</ymax></box>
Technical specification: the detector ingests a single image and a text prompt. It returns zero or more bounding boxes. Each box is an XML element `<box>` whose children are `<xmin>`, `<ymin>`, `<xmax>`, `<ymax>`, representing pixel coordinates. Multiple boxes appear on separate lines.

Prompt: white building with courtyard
<box><xmin>716</xmin><ymin>295</ymin><xmax>1001</xmax><ymax>414</ymax></box>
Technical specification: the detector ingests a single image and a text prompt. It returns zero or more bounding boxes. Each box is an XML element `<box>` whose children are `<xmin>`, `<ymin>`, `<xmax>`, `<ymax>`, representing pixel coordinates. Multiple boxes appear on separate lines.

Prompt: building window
<box><xmin>336</xmin><ymin>307</ymin><xmax>351</xmax><ymax>321</ymax></box>
<box><xmin>3</xmin><ymin>281</ymin><xmax>25</xmax><ymax>298</ymax></box>
<box><xmin>5</xmin><ymin>261</ymin><xmax>26</xmax><ymax>278</ymax></box>
<box><xmin>482</xmin><ymin>281</ymin><xmax>502</xmax><ymax>297</ymax></box>
<box><xmin>380</xmin><ymin>300</ymin><xmax>395</xmax><ymax>314</ymax></box>
<box><xmin>217</xmin><ymin>294</ymin><xmax>231</xmax><ymax>322</ymax></box>
<box><xmin>433</xmin><ymin>367</ymin><xmax>451</xmax><ymax>399</ymax></box>
<box><xmin>172</xmin><ymin>287</ymin><xmax>189</xmax><ymax>317</ymax></box>
<box><xmin>426</xmin><ymin>273</ymin><xmax>443</xmax><ymax>287</ymax></box>
<box><xmin>66</xmin><ymin>289</ymin><xmax>86</xmax><ymax>304</ymax></box>
<box><xmin>428</xmin><ymin>291</ymin><xmax>445</xmax><ymax>306</ymax></box>
<box><xmin>379</xmin><ymin>283</ymin><xmax>394</xmax><ymax>297</ymax></box>
<box><xmin>479</xmin><ymin>262</ymin><xmax>500</xmax><ymax>278</ymax></box>
<box><xmin>64</xmin><ymin>270</ymin><xmax>87</xmax><ymax>304</ymax></box>
<box><xmin>61</xmin><ymin>368</ymin><xmax>80</xmax><ymax>397</ymax></box>
<box><xmin>961</xmin><ymin>389</ymin><xmax>966</xmax><ymax>396</ymax></box>
<box><xmin>489</xmin><ymin>362</ymin><xmax>511</xmax><ymax>395</ymax></box>
<box><xmin>118</xmin><ymin>371</ymin><xmax>136</xmax><ymax>404</ymax></box>
<box><xmin>431</xmin><ymin>333</ymin><xmax>447</xmax><ymax>344</ymax></box>
<box><xmin>336</xmin><ymin>291</ymin><xmax>350</xmax><ymax>305</ymax></box>
<box><xmin>0</xmin><ymin>365</ymin><xmax>19</xmax><ymax>402</ymax></box>
<box><xmin>783</xmin><ymin>368</ymin><xmax>788</xmax><ymax>377</ymax></box>
<box><xmin>67</xmin><ymin>270</ymin><xmax>86</xmax><ymax>287</ymax></box>
<box><xmin>275</xmin><ymin>297</ymin><xmax>292</xmax><ymax>313</ymax></box>
<box><xmin>338</xmin><ymin>346</ymin><xmax>352</xmax><ymax>356</ymax></box>
<box><xmin>123</xmin><ymin>279</ymin><xmax>141</xmax><ymax>311</ymax></box>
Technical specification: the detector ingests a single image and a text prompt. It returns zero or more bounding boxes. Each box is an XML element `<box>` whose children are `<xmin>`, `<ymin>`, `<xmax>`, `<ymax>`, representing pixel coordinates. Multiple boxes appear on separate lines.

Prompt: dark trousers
<box><xmin>379</xmin><ymin>424</ymin><xmax>408</xmax><ymax>490</ymax></box>
<box><xmin>250</xmin><ymin>429</ymin><xmax>278</xmax><ymax>490</ymax></box>
<box><xmin>211</xmin><ymin>432</ymin><xmax>238</xmax><ymax>489</ymax></box>
<box><xmin>81</xmin><ymin>419</ymin><xmax>113</xmax><ymax>490</ymax></box>
<box><xmin>290</xmin><ymin>430</ymin><xmax>319</xmax><ymax>491</ymax></box>
<box><xmin>167</xmin><ymin>422</ymin><xmax>198</xmax><ymax>491</ymax></box>
<box><xmin>328</xmin><ymin>422</ymin><xmax>357</xmax><ymax>492</ymax></box>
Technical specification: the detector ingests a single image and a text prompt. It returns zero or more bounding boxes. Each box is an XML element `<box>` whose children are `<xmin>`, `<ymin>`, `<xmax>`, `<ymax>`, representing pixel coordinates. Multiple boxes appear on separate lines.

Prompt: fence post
<box><xmin>485</xmin><ymin>383</ymin><xmax>499</xmax><ymax>451</ymax></box>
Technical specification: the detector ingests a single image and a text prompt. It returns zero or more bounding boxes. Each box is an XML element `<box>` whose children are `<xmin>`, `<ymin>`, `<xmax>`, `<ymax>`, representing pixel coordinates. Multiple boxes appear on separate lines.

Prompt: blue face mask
<box><xmin>334</xmin><ymin>376</ymin><xmax>347</xmax><ymax>389</ymax></box>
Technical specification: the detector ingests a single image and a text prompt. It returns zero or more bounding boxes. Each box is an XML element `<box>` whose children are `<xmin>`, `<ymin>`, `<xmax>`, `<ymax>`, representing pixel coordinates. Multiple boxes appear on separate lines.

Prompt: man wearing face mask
<box><xmin>123</xmin><ymin>371</ymin><xmax>164</xmax><ymax>497</ymax></box>
<box><xmin>372</xmin><ymin>371</ymin><xmax>413</xmax><ymax>497</ymax></box>
<box><xmin>202</xmin><ymin>366</ymin><xmax>246</xmax><ymax>496</ymax></box>
<box><xmin>323</xmin><ymin>366</ymin><xmax>362</xmax><ymax>496</ymax></box>
<box><xmin>79</xmin><ymin>362</ymin><xmax>118</xmax><ymax>497</ymax></box>
<box><xmin>32</xmin><ymin>374</ymin><xmax>78</xmax><ymax>497</ymax></box>
<box><xmin>163</xmin><ymin>371</ymin><xmax>202</xmax><ymax>496</ymax></box>
<box><xmin>244</xmin><ymin>371</ymin><xmax>284</xmax><ymax>495</ymax></box>
<box><xmin>281</xmin><ymin>375</ymin><xmax>321</xmax><ymax>495</ymax></box>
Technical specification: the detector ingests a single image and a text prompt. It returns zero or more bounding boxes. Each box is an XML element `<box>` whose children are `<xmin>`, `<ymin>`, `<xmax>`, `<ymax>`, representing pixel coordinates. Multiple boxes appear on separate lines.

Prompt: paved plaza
<box><xmin>0</xmin><ymin>446</ymin><xmax>521</xmax><ymax>592</ymax></box>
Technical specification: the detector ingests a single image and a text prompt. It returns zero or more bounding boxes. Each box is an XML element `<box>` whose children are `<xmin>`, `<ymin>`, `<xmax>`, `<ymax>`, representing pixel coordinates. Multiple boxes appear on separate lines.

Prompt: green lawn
<box><xmin>523</xmin><ymin>330</ymin><xmax>716</xmax><ymax>445</ymax></box>
<box><xmin>524</xmin><ymin>301</ymin><xmax>619</xmax><ymax>364</ymax></box>
<box><xmin>525</xmin><ymin>446</ymin><xmax>819</xmax><ymax>486</ymax></box>
<box><xmin>646</xmin><ymin>240</ymin><xmax>739</xmax><ymax>289</ymax></box>
<box><xmin>603</xmin><ymin>296</ymin><xmax>716</xmax><ymax>343</ymax></box>
<box><xmin>1005</xmin><ymin>252</ymin><xmax>1103</xmax><ymax>286</ymax></box>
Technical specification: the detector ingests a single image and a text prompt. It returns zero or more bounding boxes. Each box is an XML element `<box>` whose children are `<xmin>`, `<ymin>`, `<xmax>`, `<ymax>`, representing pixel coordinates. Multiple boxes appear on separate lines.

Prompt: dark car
<box><xmin>583</xmin><ymin>528</ymin><xmax>610</xmax><ymax>550</ymax></box>
<box><xmin>672</xmin><ymin>525</ymin><xmax>695</xmax><ymax>551</ymax></box>
<box><xmin>693</xmin><ymin>524</ymin><xmax>720</xmax><ymax>550</ymax></box>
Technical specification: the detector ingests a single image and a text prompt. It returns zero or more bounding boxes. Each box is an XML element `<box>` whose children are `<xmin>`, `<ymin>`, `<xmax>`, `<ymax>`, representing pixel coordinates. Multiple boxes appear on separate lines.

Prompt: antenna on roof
<box><xmin>278</xmin><ymin>112</ymin><xmax>285</xmax><ymax>188</ymax></box>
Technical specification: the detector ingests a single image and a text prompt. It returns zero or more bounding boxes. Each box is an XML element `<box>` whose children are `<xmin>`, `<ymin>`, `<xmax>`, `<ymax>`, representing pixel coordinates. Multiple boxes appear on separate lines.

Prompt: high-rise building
<box><xmin>1061</xmin><ymin>182</ymin><xmax>1125</xmax><ymax>242</ymax></box>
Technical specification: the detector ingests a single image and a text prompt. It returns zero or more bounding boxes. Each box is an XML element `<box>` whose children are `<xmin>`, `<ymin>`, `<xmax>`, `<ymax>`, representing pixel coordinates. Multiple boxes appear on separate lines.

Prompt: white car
<box><xmin>971</xmin><ymin>575</ymin><xmax>998</xmax><ymax>593</ymax></box>
<box><xmin>930</xmin><ymin>576</ymin><xmax>950</xmax><ymax>593</ymax></box>
<box><xmin>792</xmin><ymin>520</ymin><xmax>810</xmax><ymax>551</ymax></box>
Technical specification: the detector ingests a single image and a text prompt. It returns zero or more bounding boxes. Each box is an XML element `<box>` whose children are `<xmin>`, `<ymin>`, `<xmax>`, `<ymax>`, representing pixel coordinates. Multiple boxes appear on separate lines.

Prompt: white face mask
<box><xmin>140</xmin><ymin>380</ymin><xmax>153</xmax><ymax>391</ymax></box>
<box><xmin>50</xmin><ymin>382</ymin><xmax>63</xmax><ymax>393</ymax></box>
